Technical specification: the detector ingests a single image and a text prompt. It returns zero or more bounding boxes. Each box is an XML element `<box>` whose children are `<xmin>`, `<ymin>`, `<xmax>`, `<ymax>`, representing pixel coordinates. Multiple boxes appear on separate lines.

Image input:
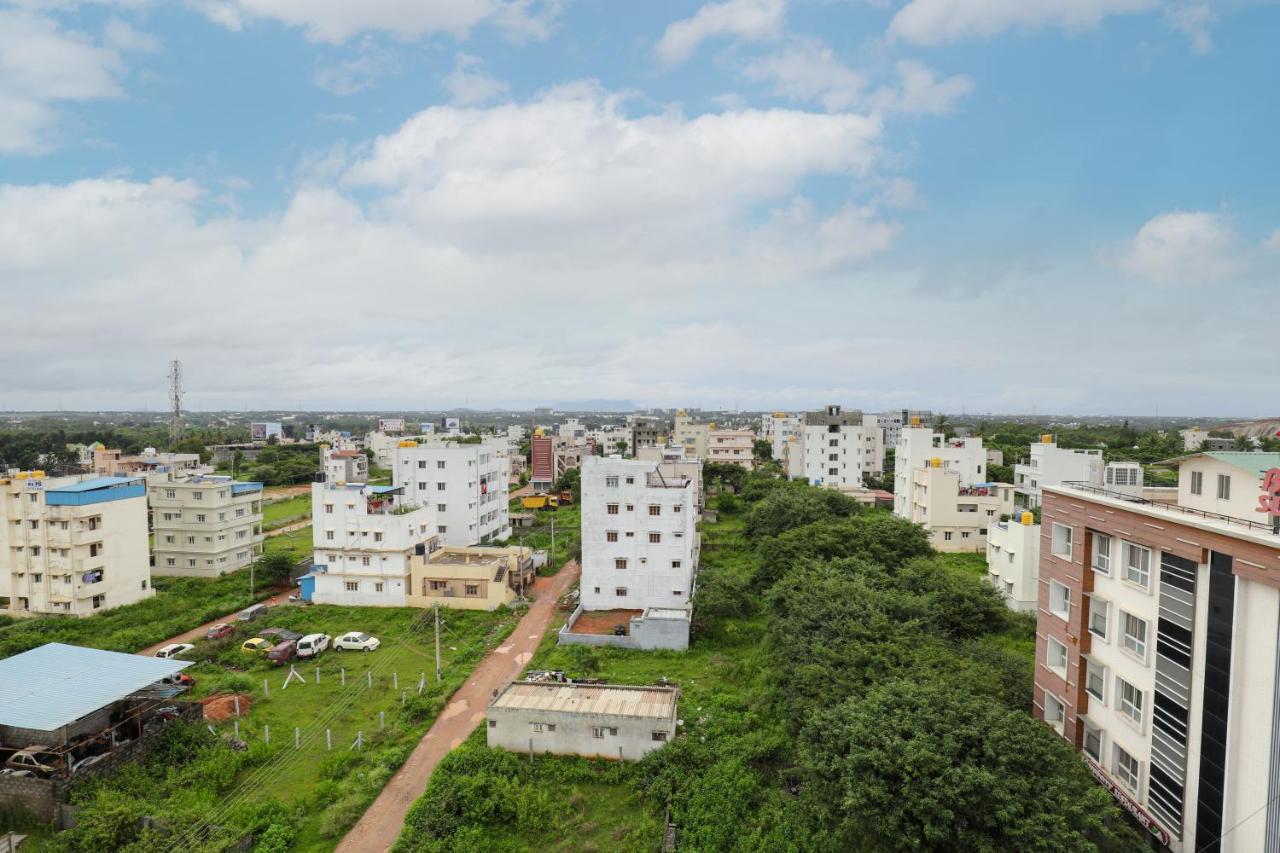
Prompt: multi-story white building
<box><xmin>986</xmin><ymin>511</ymin><xmax>1039</xmax><ymax>611</ymax></box>
<box><xmin>1</xmin><ymin>472</ymin><xmax>154</xmax><ymax>617</ymax></box>
<box><xmin>579</xmin><ymin>456</ymin><xmax>698</xmax><ymax>612</ymax></box>
<box><xmin>309</xmin><ymin>481</ymin><xmax>436</xmax><ymax>606</ymax></box>
<box><xmin>364</xmin><ymin>431</ymin><xmax>401</xmax><ymax>468</ymax></box>
<box><xmin>893</xmin><ymin>424</ymin><xmax>989</xmax><ymax>519</ymax></box>
<box><xmin>674</xmin><ymin>412</ymin><xmax>709</xmax><ymax>461</ymax></box>
<box><xmin>1013</xmin><ymin>435</ymin><xmax>1104</xmax><ymax>508</ymax></box>
<box><xmin>762</xmin><ymin>413</ymin><xmax>802</xmax><ymax>463</ymax></box>
<box><xmin>151</xmin><ymin>474</ymin><xmax>264</xmax><ymax>577</ymax></box>
<box><xmin>1036</xmin><ymin>451</ymin><xmax>1280</xmax><ymax>852</ymax></box>
<box><xmin>321</xmin><ymin>446</ymin><xmax>369</xmax><ymax>484</ymax></box>
<box><xmin>799</xmin><ymin>405</ymin><xmax>883</xmax><ymax>488</ymax></box>
<box><xmin>877</xmin><ymin>409</ymin><xmax>932</xmax><ymax>450</ymax></box>
<box><xmin>586</xmin><ymin>426</ymin><xmax>631</xmax><ymax>456</ymax></box>
<box><xmin>558</xmin><ymin>418</ymin><xmax>588</xmax><ymax>446</ymax></box>
<box><xmin>394</xmin><ymin>439</ymin><xmax>511</xmax><ymax>547</ymax></box>
<box><xmin>707</xmin><ymin>429</ymin><xmax>754</xmax><ymax>470</ymax></box>
<box><xmin>902</xmin><ymin>460</ymin><xmax>1014</xmax><ymax>552</ymax></box>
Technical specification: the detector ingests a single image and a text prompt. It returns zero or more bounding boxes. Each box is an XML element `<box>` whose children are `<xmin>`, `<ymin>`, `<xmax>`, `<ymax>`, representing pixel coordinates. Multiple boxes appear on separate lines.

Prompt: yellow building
<box><xmin>408</xmin><ymin>545</ymin><xmax>536</xmax><ymax>611</ymax></box>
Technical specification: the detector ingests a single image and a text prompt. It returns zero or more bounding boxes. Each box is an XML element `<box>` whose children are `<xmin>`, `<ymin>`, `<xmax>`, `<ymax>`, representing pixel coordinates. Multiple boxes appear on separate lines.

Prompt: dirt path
<box><xmin>336</xmin><ymin>560</ymin><xmax>581</xmax><ymax>853</ymax></box>
<box><xmin>264</xmin><ymin>518</ymin><xmax>310</xmax><ymax>538</ymax></box>
<box><xmin>136</xmin><ymin>590</ymin><xmax>294</xmax><ymax>656</ymax></box>
<box><xmin>509</xmin><ymin>483</ymin><xmax>534</xmax><ymax>499</ymax></box>
<box><xmin>262</xmin><ymin>483</ymin><xmax>312</xmax><ymax>500</ymax></box>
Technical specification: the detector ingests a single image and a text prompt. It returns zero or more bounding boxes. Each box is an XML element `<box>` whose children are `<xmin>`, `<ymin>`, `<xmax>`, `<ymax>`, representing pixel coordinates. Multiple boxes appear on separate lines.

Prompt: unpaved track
<box><xmin>136</xmin><ymin>590</ymin><xmax>293</xmax><ymax>656</ymax></box>
<box><xmin>336</xmin><ymin>561</ymin><xmax>581</xmax><ymax>853</ymax></box>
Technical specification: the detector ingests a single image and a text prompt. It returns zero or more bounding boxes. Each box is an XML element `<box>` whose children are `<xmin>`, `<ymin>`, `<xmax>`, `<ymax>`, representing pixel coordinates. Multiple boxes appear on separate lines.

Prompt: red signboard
<box><xmin>1085</xmin><ymin>758</ymin><xmax>1173</xmax><ymax>846</ymax></box>
<box><xmin>1258</xmin><ymin>467</ymin><xmax>1280</xmax><ymax>517</ymax></box>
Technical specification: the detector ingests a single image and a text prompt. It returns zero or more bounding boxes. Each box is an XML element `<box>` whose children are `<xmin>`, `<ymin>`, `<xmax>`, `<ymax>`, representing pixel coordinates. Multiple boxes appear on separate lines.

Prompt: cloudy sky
<box><xmin>1</xmin><ymin>0</ymin><xmax>1277</xmax><ymax>415</ymax></box>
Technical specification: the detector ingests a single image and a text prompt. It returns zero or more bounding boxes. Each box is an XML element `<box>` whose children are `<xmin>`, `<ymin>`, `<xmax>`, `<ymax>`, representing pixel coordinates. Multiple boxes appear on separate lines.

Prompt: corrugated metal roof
<box><xmin>490</xmin><ymin>681</ymin><xmax>677</xmax><ymax>720</ymax></box>
<box><xmin>0</xmin><ymin>643</ymin><xmax>189</xmax><ymax>731</ymax></box>
<box><xmin>47</xmin><ymin>476</ymin><xmax>144</xmax><ymax>493</ymax></box>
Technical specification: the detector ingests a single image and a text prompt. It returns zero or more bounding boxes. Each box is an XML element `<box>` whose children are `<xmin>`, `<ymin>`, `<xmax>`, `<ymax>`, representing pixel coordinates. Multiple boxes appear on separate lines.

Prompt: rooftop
<box><xmin>48</xmin><ymin>476</ymin><xmax>144</xmax><ymax>493</ymax></box>
<box><xmin>1050</xmin><ymin>481</ymin><xmax>1280</xmax><ymax>542</ymax></box>
<box><xmin>490</xmin><ymin>680</ymin><xmax>678</xmax><ymax>720</ymax></box>
<box><xmin>1160</xmin><ymin>451</ymin><xmax>1280</xmax><ymax>478</ymax></box>
<box><xmin>45</xmin><ymin>476</ymin><xmax>147</xmax><ymax>507</ymax></box>
<box><xmin>0</xmin><ymin>643</ymin><xmax>188</xmax><ymax>732</ymax></box>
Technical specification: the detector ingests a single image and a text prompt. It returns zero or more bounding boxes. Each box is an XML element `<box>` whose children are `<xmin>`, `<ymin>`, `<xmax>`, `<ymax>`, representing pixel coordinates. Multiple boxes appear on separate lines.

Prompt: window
<box><xmin>436</xmin><ymin>504</ymin><xmax>447</xmax><ymax>513</ymax></box>
<box><xmin>1217</xmin><ymin>473</ymin><xmax>1231</xmax><ymax>500</ymax></box>
<box><xmin>164</xmin><ymin>535</ymin><xmax>175</xmax><ymax>544</ymax></box>
<box><xmin>1048</xmin><ymin>581</ymin><xmax>1071</xmax><ymax>620</ymax></box>
<box><xmin>1121</xmin><ymin>612</ymin><xmax>1147</xmax><ymax>660</ymax></box>
<box><xmin>437</xmin><ymin>525</ymin><xmax>447</xmax><ymax>534</ymax></box>
<box><xmin>651</xmin><ymin>731</ymin><xmax>668</xmax><ymax>742</ymax></box>
<box><xmin>1190</xmin><ymin>471</ymin><xmax>1203</xmax><ymax>495</ymax></box>
<box><xmin>92</xmin><ymin>595</ymin><xmax>104</xmax><ymax>609</ymax></box>
<box><xmin>374</xmin><ymin>582</ymin><xmax>384</xmax><ymax>593</ymax></box>
<box><xmin>193</xmin><ymin>491</ymin><xmax>203</xmax><ymax>500</ymax></box>
<box><xmin>374</xmin><ymin>532</ymin><xmax>383</xmax><ymax>542</ymax></box>
<box><xmin>1044</xmin><ymin>692</ymin><xmax>1066</xmax><ymax>734</ymax></box>
<box><xmin>325</xmin><ymin>530</ymin><xmax>334</xmax><ymax>541</ymax></box>
<box><xmin>324</xmin><ymin>504</ymin><xmax>334</xmax><ymax>514</ymax></box>
<box><xmin>1085</xmin><ymin>661</ymin><xmax>1106</xmax><ymax>702</ymax></box>
<box><xmin>943</xmin><ymin>531</ymin><xmax>953</xmax><ymax>541</ymax></box>
<box><xmin>31</xmin><ymin>573</ymin><xmax>42</xmax><ymax>583</ymax></box>
<box><xmin>626</xmin><ymin>504</ymin><xmax>634</xmax><ymax>511</ymax></box>
<box><xmin>615</xmin><ymin>559</ymin><xmax>628</xmax><ymax>570</ymax></box>
<box><xmin>592</xmin><ymin>727</ymin><xmax>606</xmax><ymax>739</ymax></box>
<box><xmin>625</xmin><ymin>476</ymin><xmax>634</xmax><ymax>485</ymax></box>
<box><xmin>1083</xmin><ymin>721</ymin><xmax>1104</xmax><ymax>762</ymax></box>
<box><xmin>1089</xmin><ymin>598</ymin><xmax>1109</xmax><ymax>640</ymax></box>
<box><xmin>606</xmin><ymin>531</ymin><xmax>618</xmax><ymax>542</ymax></box>
<box><xmin>488</xmin><ymin>719</ymin><xmax>496</xmax><ymax>729</ymax></box>
<box><xmin>196</xmin><ymin>513</ymin><xmax>206</xmax><ymax>523</ymax></box>
<box><xmin>345</xmin><ymin>581</ymin><xmax>359</xmax><ymax>592</ymax></box>
<box><xmin>1114</xmin><ymin>745</ymin><xmax>1141</xmax><ymax>793</ymax></box>
<box><xmin>1046</xmin><ymin>637</ymin><xmax>1068</xmax><ymax>676</ymax></box>
<box><xmin>418</xmin><ymin>460</ymin><xmax>427</xmax><ymax>469</ymax></box>
<box><xmin>361</xmin><ymin>556</ymin><xmax>371</xmax><ymax>566</ymax></box>
<box><xmin>615</xmin><ymin>587</ymin><xmax>628</xmax><ymax>597</ymax></box>
<box><xmin>166</xmin><ymin>558</ymin><xmax>175</xmax><ymax>566</ymax></box>
<box><xmin>531</xmin><ymin>722</ymin><xmax>556</xmax><ymax>733</ymax></box>
<box><xmin>607</xmin><ymin>503</ymin><xmax>619</xmax><ymax>515</ymax></box>
<box><xmin>437</xmin><ymin>460</ymin><xmax>446</xmax><ymax>469</ymax></box>
<box><xmin>1117</xmin><ymin>677</ymin><xmax>1144</xmax><ymax>725</ymax></box>
<box><xmin>672</xmin><ymin>560</ymin><xmax>682</xmax><ymax>569</ymax></box>
<box><xmin>1123</xmin><ymin>542</ymin><xmax>1151</xmax><ymax>589</ymax></box>
<box><xmin>606</xmin><ymin>476</ymin><xmax>619</xmax><ymax>488</ymax></box>
<box><xmin>89</xmin><ymin>543</ymin><xmax>101</xmax><ymax>557</ymax></box>
<box><xmin>648</xmin><ymin>505</ymin><xmax>661</xmax><ymax>516</ymax></box>
<box><xmin>437</xmin><ymin>482</ymin><xmax>447</xmax><ymax>491</ymax></box>
<box><xmin>1051</xmin><ymin>523</ymin><xmax>1073</xmax><ymax>558</ymax></box>
<box><xmin>649</xmin><ymin>532</ymin><xmax>661</xmax><ymax>543</ymax></box>
<box><xmin>1092</xmin><ymin>533</ymin><xmax>1111</xmax><ymax>574</ymax></box>
<box><xmin>828</xmin><ymin>468</ymin><xmax>839</xmax><ymax>476</ymax></box>
<box><xmin>673</xmin><ymin>504</ymin><xmax>683</xmax><ymax>514</ymax></box>
<box><xmin>165</xmin><ymin>488</ymin><xmax>176</xmax><ymax>499</ymax></box>
<box><xmin>465</xmin><ymin>584</ymin><xmax>479</xmax><ymax>596</ymax></box>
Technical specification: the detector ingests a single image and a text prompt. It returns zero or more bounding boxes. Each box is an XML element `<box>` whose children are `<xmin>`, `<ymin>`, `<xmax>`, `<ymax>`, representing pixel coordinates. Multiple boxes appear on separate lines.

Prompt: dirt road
<box><xmin>136</xmin><ymin>590</ymin><xmax>293</xmax><ymax>656</ymax></box>
<box><xmin>336</xmin><ymin>561</ymin><xmax>581</xmax><ymax>853</ymax></box>
<box><xmin>264</xmin><ymin>519</ymin><xmax>310</xmax><ymax>538</ymax></box>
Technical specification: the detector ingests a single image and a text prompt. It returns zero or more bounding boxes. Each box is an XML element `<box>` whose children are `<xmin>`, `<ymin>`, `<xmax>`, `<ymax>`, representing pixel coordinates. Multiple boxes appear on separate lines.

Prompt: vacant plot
<box><xmin>263</xmin><ymin>493</ymin><xmax>311</xmax><ymax>531</ymax></box>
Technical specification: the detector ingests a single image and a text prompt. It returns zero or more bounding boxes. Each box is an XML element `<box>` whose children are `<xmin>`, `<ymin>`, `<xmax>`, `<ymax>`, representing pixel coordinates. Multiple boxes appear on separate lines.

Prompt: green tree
<box><xmin>753</xmin><ymin>439</ymin><xmax>773</xmax><ymax>461</ymax></box>
<box><xmin>257</xmin><ymin>553</ymin><xmax>296</xmax><ymax>587</ymax></box>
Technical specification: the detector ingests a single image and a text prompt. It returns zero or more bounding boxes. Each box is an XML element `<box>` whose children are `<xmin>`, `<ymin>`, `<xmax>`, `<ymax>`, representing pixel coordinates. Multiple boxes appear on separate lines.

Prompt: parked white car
<box><xmin>334</xmin><ymin>632</ymin><xmax>380</xmax><ymax>652</ymax></box>
<box><xmin>71</xmin><ymin>754</ymin><xmax>107</xmax><ymax>775</ymax></box>
<box><xmin>296</xmin><ymin>633</ymin><xmax>331</xmax><ymax>659</ymax></box>
<box><xmin>154</xmin><ymin>643</ymin><xmax>195</xmax><ymax>659</ymax></box>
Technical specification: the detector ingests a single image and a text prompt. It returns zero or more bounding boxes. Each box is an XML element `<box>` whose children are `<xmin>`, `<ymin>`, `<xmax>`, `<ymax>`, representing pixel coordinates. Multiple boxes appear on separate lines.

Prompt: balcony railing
<box><xmin>1061</xmin><ymin>481</ymin><xmax>1279</xmax><ymax>536</ymax></box>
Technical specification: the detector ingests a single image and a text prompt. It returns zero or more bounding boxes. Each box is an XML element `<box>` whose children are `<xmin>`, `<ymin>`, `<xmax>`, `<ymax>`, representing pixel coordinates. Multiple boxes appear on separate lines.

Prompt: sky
<box><xmin>1</xmin><ymin>0</ymin><xmax>1278</xmax><ymax>416</ymax></box>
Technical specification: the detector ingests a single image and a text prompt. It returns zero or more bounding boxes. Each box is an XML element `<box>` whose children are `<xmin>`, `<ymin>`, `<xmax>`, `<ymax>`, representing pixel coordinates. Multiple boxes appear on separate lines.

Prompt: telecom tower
<box><xmin>168</xmin><ymin>359</ymin><xmax>183</xmax><ymax>449</ymax></box>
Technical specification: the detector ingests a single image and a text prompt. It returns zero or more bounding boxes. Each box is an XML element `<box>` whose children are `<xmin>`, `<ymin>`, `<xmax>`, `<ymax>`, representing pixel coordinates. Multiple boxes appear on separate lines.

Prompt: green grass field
<box><xmin>264</xmin><ymin>524</ymin><xmax>313</xmax><ymax>562</ymax></box>
<box><xmin>506</xmin><ymin>501</ymin><xmax>580</xmax><ymax>573</ymax></box>
<box><xmin>263</xmin><ymin>494</ymin><xmax>312</xmax><ymax>530</ymax></box>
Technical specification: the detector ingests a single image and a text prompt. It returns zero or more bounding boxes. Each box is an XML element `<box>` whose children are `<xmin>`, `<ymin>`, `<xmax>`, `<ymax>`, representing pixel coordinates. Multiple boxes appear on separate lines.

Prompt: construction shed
<box><xmin>486</xmin><ymin>680</ymin><xmax>679</xmax><ymax>761</ymax></box>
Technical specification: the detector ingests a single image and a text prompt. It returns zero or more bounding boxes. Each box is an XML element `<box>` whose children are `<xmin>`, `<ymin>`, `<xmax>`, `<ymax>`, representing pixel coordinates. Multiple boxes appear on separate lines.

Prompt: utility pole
<box><xmin>167</xmin><ymin>360</ymin><xmax>183</xmax><ymax>450</ymax></box>
<box><xmin>550</xmin><ymin>518</ymin><xmax>555</xmax><ymax>564</ymax></box>
<box><xmin>434</xmin><ymin>602</ymin><xmax>442</xmax><ymax>683</ymax></box>
<box><xmin>249</xmin><ymin>559</ymin><xmax>255</xmax><ymax>597</ymax></box>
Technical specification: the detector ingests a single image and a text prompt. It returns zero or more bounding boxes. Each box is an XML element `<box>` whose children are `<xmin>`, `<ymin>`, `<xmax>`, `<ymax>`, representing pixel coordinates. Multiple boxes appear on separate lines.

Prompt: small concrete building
<box><xmin>904</xmin><ymin>460</ymin><xmax>1015</xmax><ymax>553</ymax></box>
<box><xmin>985</xmin><ymin>511</ymin><xmax>1040</xmax><ymax>612</ymax></box>
<box><xmin>407</xmin><ymin>544</ymin><xmax>536</xmax><ymax>611</ymax></box>
<box><xmin>321</xmin><ymin>446</ymin><xmax>368</xmax><ymax>484</ymax></box>
<box><xmin>486</xmin><ymin>681</ymin><xmax>679</xmax><ymax>761</ymax></box>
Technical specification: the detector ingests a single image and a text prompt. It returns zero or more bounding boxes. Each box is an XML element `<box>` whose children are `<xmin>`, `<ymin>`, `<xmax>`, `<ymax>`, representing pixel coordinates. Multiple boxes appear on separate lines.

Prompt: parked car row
<box><xmin>239</xmin><ymin>631</ymin><xmax>378</xmax><ymax>664</ymax></box>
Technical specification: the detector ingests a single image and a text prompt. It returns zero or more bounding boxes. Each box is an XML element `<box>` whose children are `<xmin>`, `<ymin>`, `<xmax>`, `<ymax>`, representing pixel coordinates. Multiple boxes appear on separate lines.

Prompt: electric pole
<box><xmin>550</xmin><ymin>518</ymin><xmax>555</xmax><ymax>564</ymax></box>
<box><xmin>434</xmin><ymin>603</ymin><xmax>442</xmax><ymax>683</ymax></box>
<box><xmin>167</xmin><ymin>360</ymin><xmax>183</xmax><ymax>450</ymax></box>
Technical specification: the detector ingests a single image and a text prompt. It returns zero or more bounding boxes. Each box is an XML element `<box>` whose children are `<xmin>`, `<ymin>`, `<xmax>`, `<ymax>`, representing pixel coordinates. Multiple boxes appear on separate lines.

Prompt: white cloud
<box><xmin>442</xmin><ymin>53</ymin><xmax>508</xmax><ymax>105</ymax></box>
<box><xmin>0</xmin><ymin>9</ymin><xmax>149</xmax><ymax>153</ymax></box>
<box><xmin>1263</xmin><ymin>229</ymin><xmax>1280</xmax><ymax>253</ymax></box>
<box><xmin>194</xmin><ymin>0</ymin><xmax>561</xmax><ymax>44</ymax></box>
<box><xmin>744</xmin><ymin>41</ymin><xmax>972</xmax><ymax>116</ymax></box>
<box><xmin>889</xmin><ymin>0</ymin><xmax>1158</xmax><ymax>45</ymax></box>
<box><xmin>654</xmin><ymin>0</ymin><xmax>785</xmax><ymax>65</ymax></box>
<box><xmin>1165</xmin><ymin>2</ymin><xmax>1216</xmax><ymax>53</ymax></box>
<box><xmin>311</xmin><ymin>39</ymin><xmax>400</xmax><ymax>95</ymax></box>
<box><xmin>1117</xmin><ymin>210</ymin><xmax>1241</xmax><ymax>283</ymax></box>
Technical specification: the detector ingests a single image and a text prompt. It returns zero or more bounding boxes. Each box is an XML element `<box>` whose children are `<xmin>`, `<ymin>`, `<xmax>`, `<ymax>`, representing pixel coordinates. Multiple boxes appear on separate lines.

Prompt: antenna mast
<box><xmin>168</xmin><ymin>359</ymin><xmax>183</xmax><ymax>449</ymax></box>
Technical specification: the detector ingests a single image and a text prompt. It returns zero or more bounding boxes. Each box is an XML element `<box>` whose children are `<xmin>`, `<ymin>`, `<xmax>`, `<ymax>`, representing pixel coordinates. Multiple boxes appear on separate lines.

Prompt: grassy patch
<box><xmin>504</xmin><ymin>502</ymin><xmax>581</xmax><ymax>573</ymax></box>
<box><xmin>263</xmin><ymin>494</ymin><xmax>311</xmax><ymax>530</ymax></box>
<box><xmin>264</xmin><ymin>524</ymin><xmax>313</xmax><ymax>561</ymax></box>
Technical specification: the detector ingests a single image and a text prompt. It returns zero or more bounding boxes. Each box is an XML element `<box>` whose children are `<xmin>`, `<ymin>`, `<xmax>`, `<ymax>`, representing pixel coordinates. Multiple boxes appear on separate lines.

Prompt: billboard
<box><xmin>420</xmin><ymin>422</ymin><xmax>435</xmax><ymax>434</ymax></box>
<box><xmin>378</xmin><ymin>418</ymin><xmax>406</xmax><ymax>434</ymax></box>
<box><xmin>250</xmin><ymin>422</ymin><xmax>283</xmax><ymax>441</ymax></box>
<box><xmin>442</xmin><ymin>417</ymin><xmax>461</xmax><ymax>435</ymax></box>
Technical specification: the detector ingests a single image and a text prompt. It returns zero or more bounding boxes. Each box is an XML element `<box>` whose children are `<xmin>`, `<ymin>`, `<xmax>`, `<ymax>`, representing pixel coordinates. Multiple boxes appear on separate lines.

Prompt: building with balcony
<box><xmin>761</xmin><ymin>412</ymin><xmax>802</xmax><ymax>463</ymax></box>
<box><xmin>150</xmin><ymin>475</ymin><xmax>264</xmax><ymax>577</ymax></box>
<box><xmin>321</xmin><ymin>446</ymin><xmax>368</xmax><ymax>484</ymax></box>
<box><xmin>308</xmin><ymin>482</ymin><xmax>435</xmax><ymax>606</ymax></box>
<box><xmin>407</xmin><ymin>544</ymin><xmax>536</xmax><ymax>611</ymax></box>
<box><xmin>986</xmin><ymin>511</ymin><xmax>1040</xmax><ymax>612</ymax></box>
<box><xmin>707</xmin><ymin>428</ymin><xmax>754</xmax><ymax>470</ymax></box>
<box><xmin>1013</xmin><ymin>435</ymin><xmax>1104</xmax><ymax>508</ymax></box>
<box><xmin>0</xmin><ymin>472</ymin><xmax>153</xmax><ymax>617</ymax></box>
<box><xmin>1034</xmin><ymin>451</ymin><xmax>1280</xmax><ymax>852</ymax></box>
<box><xmin>877</xmin><ymin>409</ymin><xmax>932</xmax><ymax>450</ymax></box>
<box><xmin>91</xmin><ymin>447</ymin><xmax>203</xmax><ymax>480</ymax></box>
<box><xmin>628</xmin><ymin>416</ymin><xmax>667</xmax><ymax>457</ymax></box>
<box><xmin>901</xmin><ymin>460</ymin><xmax>1014</xmax><ymax>552</ymax></box>
<box><xmin>393</xmin><ymin>439</ymin><xmax>511</xmax><ymax>547</ymax></box>
<box><xmin>893</xmin><ymin>423</ymin><xmax>989</xmax><ymax>519</ymax></box>
<box><xmin>799</xmin><ymin>405</ymin><xmax>883</xmax><ymax>488</ymax></box>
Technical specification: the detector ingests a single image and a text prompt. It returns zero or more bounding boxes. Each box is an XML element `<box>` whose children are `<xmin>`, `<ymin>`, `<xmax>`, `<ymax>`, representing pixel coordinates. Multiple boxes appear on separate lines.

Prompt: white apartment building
<box><xmin>762</xmin><ymin>413</ymin><xmax>802</xmax><ymax>463</ymax></box>
<box><xmin>903</xmin><ymin>460</ymin><xmax>1014</xmax><ymax>552</ymax></box>
<box><xmin>321</xmin><ymin>446</ymin><xmax>369</xmax><ymax>484</ymax></box>
<box><xmin>558</xmin><ymin>418</ymin><xmax>588</xmax><ymax>446</ymax></box>
<box><xmin>151</xmin><ymin>474</ymin><xmax>264</xmax><ymax>577</ymax></box>
<box><xmin>986</xmin><ymin>511</ymin><xmax>1040</xmax><ymax>612</ymax></box>
<box><xmin>707</xmin><ymin>429</ymin><xmax>754</xmax><ymax>470</ymax></box>
<box><xmin>799</xmin><ymin>405</ymin><xmax>883</xmax><ymax>489</ymax></box>
<box><xmin>310</xmin><ymin>482</ymin><xmax>436</xmax><ymax>606</ymax></box>
<box><xmin>674</xmin><ymin>412</ymin><xmax>709</xmax><ymax>461</ymax></box>
<box><xmin>580</xmin><ymin>456</ymin><xmax>698</xmax><ymax>612</ymax></box>
<box><xmin>781</xmin><ymin>435</ymin><xmax>805</xmax><ymax>480</ymax></box>
<box><xmin>587</xmin><ymin>426</ymin><xmax>631</xmax><ymax>456</ymax></box>
<box><xmin>1013</xmin><ymin>435</ymin><xmax>1104</xmax><ymax>507</ymax></box>
<box><xmin>1181</xmin><ymin>427</ymin><xmax>1211</xmax><ymax>451</ymax></box>
<box><xmin>1</xmin><ymin>472</ymin><xmax>154</xmax><ymax>617</ymax></box>
<box><xmin>394</xmin><ymin>439</ymin><xmax>511</xmax><ymax>547</ymax></box>
<box><xmin>893</xmin><ymin>424</ymin><xmax>989</xmax><ymax>519</ymax></box>
<box><xmin>365</xmin><ymin>431</ymin><xmax>401</xmax><ymax>468</ymax></box>
<box><xmin>877</xmin><ymin>409</ymin><xmax>932</xmax><ymax>450</ymax></box>
<box><xmin>1036</xmin><ymin>451</ymin><xmax>1280</xmax><ymax>852</ymax></box>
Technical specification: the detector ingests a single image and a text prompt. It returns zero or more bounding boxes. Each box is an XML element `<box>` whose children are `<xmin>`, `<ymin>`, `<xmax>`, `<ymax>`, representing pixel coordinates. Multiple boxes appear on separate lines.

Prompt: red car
<box><xmin>206</xmin><ymin>623</ymin><xmax>234</xmax><ymax>640</ymax></box>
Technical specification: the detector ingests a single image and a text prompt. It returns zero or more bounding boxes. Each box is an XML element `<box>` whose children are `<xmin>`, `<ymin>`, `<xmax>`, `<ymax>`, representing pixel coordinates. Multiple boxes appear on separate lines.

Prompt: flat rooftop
<box><xmin>569</xmin><ymin>609</ymin><xmax>642</xmax><ymax>635</ymax></box>
<box><xmin>491</xmin><ymin>681</ymin><xmax>678</xmax><ymax>720</ymax></box>
<box><xmin>0</xmin><ymin>643</ymin><xmax>188</xmax><ymax>732</ymax></box>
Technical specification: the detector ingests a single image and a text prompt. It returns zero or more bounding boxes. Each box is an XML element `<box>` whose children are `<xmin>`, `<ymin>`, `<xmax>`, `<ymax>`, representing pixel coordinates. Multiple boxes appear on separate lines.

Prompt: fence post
<box><xmin>264</xmin><ymin>725</ymin><xmax>270</xmax><ymax>745</ymax></box>
<box><xmin>380</xmin><ymin>711</ymin><xmax>385</xmax><ymax>731</ymax></box>
<box><xmin>234</xmin><ymin>720</ymin><xmax>239</xmax><ymax>739</ymax></box>
<box><xmin>366</xmin><ymin>670</ymin><xmax>372</xmax><ymax>688</ymax></box>
<box><xmin>234</xmin><ymin>696</ymin><xmax>241</xmax><ymax>718</ymax></box>
<box><xmin>341</xmin><ymin>668</ymin><xmax>346</xmax><ymax>686</ymax></box>
<box><xmin>401</xmin><ymin>690</ymin><xmax>407</xmax><ymax>706</ymax></box>
<box><xmin>326</xmin><ymin>729</ymin><xmax>332</xmax><ymax>751</ymax></box>
<box><xmin>393</xmin><ymin>672</ymin><xmax>398</xmax><ymax>690</ymax></box>
<box><xmin>263</xmin><ymin>679</ymin><xmax>269</xmax><ymax>698</ymax></box>
<box><xmin>316</xmin><ymin>667</ymin><xmax>321</xmax><ymax>684</ymax></box>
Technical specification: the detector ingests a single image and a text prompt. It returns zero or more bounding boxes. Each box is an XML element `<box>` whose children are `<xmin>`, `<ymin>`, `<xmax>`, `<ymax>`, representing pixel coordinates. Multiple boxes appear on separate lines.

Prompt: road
<box><xmin>336</xmin><ymin>560</ymin><xmax>581</xmax><ymax>853</ymax></box>
<box><xmin>137</xmin><ymin>589</ymin><xmax>294</xmax><ymax>656</ymax></box>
